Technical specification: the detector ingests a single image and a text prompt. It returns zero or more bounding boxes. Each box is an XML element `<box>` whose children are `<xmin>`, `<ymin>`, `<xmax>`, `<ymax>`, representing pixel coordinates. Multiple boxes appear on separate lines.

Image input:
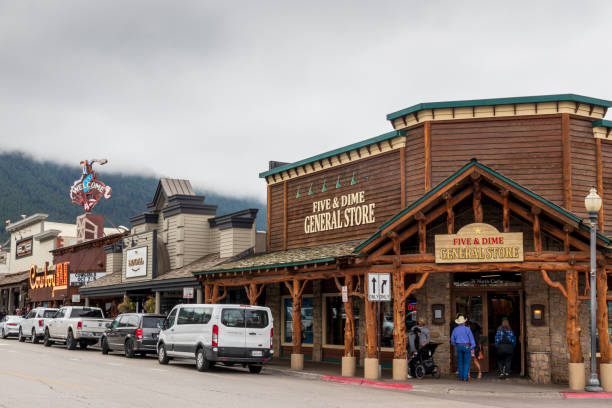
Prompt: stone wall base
<box><xmin>528</xmin><ymin>352</ymin><xmax>551</xmax><ymax>384</ymax></box>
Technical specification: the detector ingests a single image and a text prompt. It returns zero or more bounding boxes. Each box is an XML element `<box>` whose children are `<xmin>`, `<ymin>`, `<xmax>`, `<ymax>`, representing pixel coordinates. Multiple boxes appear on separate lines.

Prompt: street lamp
<box><xmin>584</xmin><ymin>187</ymin><xmax>603</xmax><ymax>392</ymax></box>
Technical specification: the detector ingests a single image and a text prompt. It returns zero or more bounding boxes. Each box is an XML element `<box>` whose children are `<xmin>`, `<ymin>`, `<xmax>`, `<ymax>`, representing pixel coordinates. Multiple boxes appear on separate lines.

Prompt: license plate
<box><xmin>252</xmin><ymin>350</ymin><xmax>263</xmax><ymax>357</ymax></box>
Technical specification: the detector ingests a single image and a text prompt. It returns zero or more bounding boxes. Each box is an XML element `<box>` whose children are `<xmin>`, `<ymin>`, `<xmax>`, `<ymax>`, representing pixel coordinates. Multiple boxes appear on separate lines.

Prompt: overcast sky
<box><xmin>1</xmin><ymin>1</ymin><xmax>611</xmax><ymax>201</ymax></box>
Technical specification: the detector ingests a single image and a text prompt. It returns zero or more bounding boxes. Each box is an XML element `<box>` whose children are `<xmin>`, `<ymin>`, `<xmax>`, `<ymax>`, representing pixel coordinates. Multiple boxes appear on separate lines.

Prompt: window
<box><xmin>56</xmin><ymin>309</ymin><xmax>65</xmax><ymax>319</ymax></box>
<box><xmin>325</xmin><ymin>296</ymin><xmax>360</xmax><ymax>346</ymax></box>
<box><xmin>70</xmin><ymin>308</ymin><xmax>103</xmax><ymax>319</ymax></box>
<box><xmin>221</xmin><ymin>309</ymin><xmax>245</xmax><ymax>328</ymax></box>
<box><xmin>381</xmin><ymin>298</ymin><xmax>418</xmax><ymax>348</ymax></box>
<box><xmin>26</xmin><ymin>311</ymin><xmax>37</xmax><ymax>319</ymax></box>
<box><xmin>43</xmin><ymin>310</ymin><xmax>57</xmax><ymax>318</ymax></box>
<box><xmin>111</xmin><ymin>318</ymin><xmax>120</xmax><ymax>329</ymax></box>
<box><xmin>246</xmin><ymin>310</ymin><xmax>268</xmax><ymax>329</ymax></box>
<box><xmin>166</xmin><ymin>308</ymin><xmax>178</xmax><ymax>328</ymax></box>
<box><xmin>127</xmin><ymin>315</ymin><xmax>139</xmax><ymax>327</ymax></box>
<box><xmin>142</xmin><ymin>316</ymin><xmax>166</xmax><ymax>329</ymax></box>
<box><xmin>193</xmin><ymin>308</ymin><xmax>213</xmax><ymax>324</ymax></box>
<box><xmin>178</xmin><ymin>308</ymin><xmax>195</xmax><ymax>325</ymax></box>
<box><xmin>283</xmin><ymin>297</ymin><xmax>313</xmax><ymax>344</ymax></box>
<box><xmin>117</xmin><ymin>316</ymin><xmax>128</xmax><ymax>328</ymax></box>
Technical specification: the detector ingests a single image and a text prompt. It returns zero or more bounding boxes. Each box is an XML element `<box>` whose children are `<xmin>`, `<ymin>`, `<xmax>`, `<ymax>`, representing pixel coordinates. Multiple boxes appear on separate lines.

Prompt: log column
<box><xmin>597</xmin><ymin>266</ymin><xmax>612</xmax><ymax>390</ymax></box>
<box><xmin>244</xmin><ymin>283</ymin><xmax>265</xmax><ymax>306</ymax></box>
<box><xmin>334</xmin><ymin>274</ymin><xmax>363</xmax><ymax>377</ymax></box>
<box><xmin>204</xmin><ymin>283</ymin><xmax>227</xmax><ymax>304</ymax></box>
<box><xmin>284</xmin><ymin>279</ymin><xmax>307</xmax><ymax>370</ymax></box>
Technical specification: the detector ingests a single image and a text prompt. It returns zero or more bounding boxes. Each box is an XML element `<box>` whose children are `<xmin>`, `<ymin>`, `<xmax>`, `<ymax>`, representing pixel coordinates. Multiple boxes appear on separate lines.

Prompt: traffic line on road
<box><xmin>0</xmin><ymin>370</ymin><xmax>90</xmax><ymax>390</ymax></box>
<box><xmin>563</xmin><ymin>392</ymin><xmax>612</xmax><ymax>399</ymax></box>
<box><xmin>321</xmin><ymin>376</ymin><xmax>413</xmax><ymax>391</ymax></box>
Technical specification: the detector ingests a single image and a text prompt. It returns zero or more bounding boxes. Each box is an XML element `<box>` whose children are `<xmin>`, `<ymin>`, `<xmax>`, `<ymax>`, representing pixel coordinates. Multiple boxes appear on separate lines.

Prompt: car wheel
<box><xmin>158</xmin><ymin>344</ymin><xmax>170</xmax><ymax>365</ymax></box>
<box><xmin>195</xmin><ymin>347</ymin><xmax>211</xmax><ymax>372</ymax></box>
<box><xmin>18</xmin><ymin>328</ymin><xmax>25</xmax><ymax>342</ymax></box>
<box><xmin>43</xmin><ymin>329</ymin><xmax>53</xmax><ymax>347</ymax></box>
<box><xmin>79</xmin><ymin>340</ymin><xmax>88</xmax><ymax>350</ymax></box>
<box><xmin>32</xmin><ymin>329</ymin><xmax>39</xmax><ymax>344</ymax></box>
<box><xmin>101</xmin><ymin>337</ymin><xmax>110</xmax><ymax>355</ymax></box>
<box><xmin>124</xmin><ymin>339</ymin><xmax>135</xmax><ymax>358</ymax></box>
<box><xmin>66</xmin><ymin>330</ymin><xmax>76</xmax><ymax>350</ymax></box>
<box><xmin>248</xmin><ymin>364</ymin><xmax>263</xmax><ymax>374</ymax></box>
<box><xmin>432</xmin><ymin>365</ymin><xmax>440</xmax><ymax>378</ymax></box>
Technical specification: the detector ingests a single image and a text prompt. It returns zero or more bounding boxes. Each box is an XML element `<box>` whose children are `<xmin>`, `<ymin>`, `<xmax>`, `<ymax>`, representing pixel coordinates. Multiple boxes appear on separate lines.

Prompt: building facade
<box><xmin>194</xmin><ymin>94</ymin><xmax>612</xmax><ymax>385</ymax></box>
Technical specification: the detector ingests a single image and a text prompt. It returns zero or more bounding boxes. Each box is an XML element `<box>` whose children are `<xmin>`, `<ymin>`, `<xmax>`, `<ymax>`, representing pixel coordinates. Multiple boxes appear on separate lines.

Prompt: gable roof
<box><xmin>147</xmin><ymin>178</ymin><xmax>195</xmax><ymax>210</ymax></box>
<box><xmin>357</xmin><ymin>159</ymin><xmax>610</xmax><ymax>253</ymax></box>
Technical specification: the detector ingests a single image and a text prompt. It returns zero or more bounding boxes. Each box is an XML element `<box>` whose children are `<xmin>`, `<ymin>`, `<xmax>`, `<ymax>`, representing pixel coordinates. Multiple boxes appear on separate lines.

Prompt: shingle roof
<box><xmin>193</xmin><ymin>241</ymin><xmax>361</xmax><ymax>275</ymax></box>
<box><xmin>0</xmin><ymin>271</ymin><xmax>30</xmax><ymax>287</ymax></box>
<box><xmin>154</xmin><ymin>253</ymin><xmax>221</xmax><ymax>280</ymax></box>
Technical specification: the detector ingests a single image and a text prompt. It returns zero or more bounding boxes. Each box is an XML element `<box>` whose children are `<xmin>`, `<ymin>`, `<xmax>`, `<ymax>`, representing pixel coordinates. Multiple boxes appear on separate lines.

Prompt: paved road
<box><xmin>0</xmin><ymin>337</ymin><xmax>608</xmax><ymax>408</ymax></box>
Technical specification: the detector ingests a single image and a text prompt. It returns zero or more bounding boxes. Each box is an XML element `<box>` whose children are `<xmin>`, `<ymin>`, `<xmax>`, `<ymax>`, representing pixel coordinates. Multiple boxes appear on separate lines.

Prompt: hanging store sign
<box><xmin>29</xmin><ymin>262</ymin><xmax>69</xmax><ymax>296</ymax></box>
<box><xmin>70</xmin><ymin>159</ymin><xmax>112</xmax><ymax>212</ymax></box>
<box><xmin>304</xmin><ymin>191</ymin><xmax>376</xmax><ymax>234</ymax></box>
<box><xmin>435</xmin><ymin>223</ymin><xmax>523</xmax><ymax>264</ymax></box>
<box><xmin>70</xmin><ymin>272</ymin><xmax>106</xmax><ymax>287</ymax></box>
<box><xmin>16</xmin><ymin>238</ymin><xmax>33</xmax><ymax>259</ymax></box>
<box><xmin>183</xmin><ymin>287</ymin><xmax>194</xmax><ymax>299</ymax></box>
<box><xmin>126</xmin><ymin>246</ymin><xmax>147</xmax><ymax>278</ymax></box>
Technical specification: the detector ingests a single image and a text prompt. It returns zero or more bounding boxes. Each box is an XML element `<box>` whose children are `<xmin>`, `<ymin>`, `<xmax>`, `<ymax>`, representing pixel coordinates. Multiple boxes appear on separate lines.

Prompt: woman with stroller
<box><xmin>494</xmin><ymin>317</ymin><xmax>516</xmax><ymax>378</ymax></box>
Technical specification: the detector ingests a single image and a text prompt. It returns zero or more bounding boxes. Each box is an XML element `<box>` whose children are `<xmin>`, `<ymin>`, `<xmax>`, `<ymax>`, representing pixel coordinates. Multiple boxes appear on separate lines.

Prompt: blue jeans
<box><xmin>456</xmin><ymin>344</ymin><xmax>471</xmax><ymax>380</ymax></box>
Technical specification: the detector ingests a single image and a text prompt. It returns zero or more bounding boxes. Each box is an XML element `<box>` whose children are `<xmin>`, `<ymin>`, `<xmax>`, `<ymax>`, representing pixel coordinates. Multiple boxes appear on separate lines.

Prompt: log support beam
<box><xmin>597</xmin><ymin>267</ymin><xmax>611</xmax><ymax>363</ymax></box>
<box><xmin>502</xmin><ymin>190</ymin><xmax>510</xmax><ymax>232</ymax></box>
<box><xmin>244</xmin><ymin>282</ymin><xmax>265</xmax><ymax>306</ymax></box>
<box><xmin>532</xmin><ymin>207</ymin><xmax>542</xmax><ymax>254</ymax></box>
<box><xmin>334</xmin><ymin>274</ymin><xmax>364</xmax><ymax>358</ymax></box>
<box><xmin>444</xmin><ymin>192</ymin><xmax>454</xmax><ymax>234</ymax></box>
<box><xmin>284</xmin><ymin>279</ymin><xmax>308</xmax><ymax>355</ymax></box>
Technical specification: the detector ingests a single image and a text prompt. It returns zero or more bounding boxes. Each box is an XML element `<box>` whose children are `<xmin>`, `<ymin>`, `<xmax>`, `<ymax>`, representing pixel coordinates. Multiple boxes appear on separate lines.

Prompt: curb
<box><xmin>264</xmin><ymin>366</ymin><xmax>323</xmax><ymax>380</ymax></box>
<box><xmin>563</xmin><ymin>392</ymin><xmax>612</xmax><ymax>399</ymax></box>
<box><xmin>322</xmin><ymin>375</ymin><xmax>412</xmax><ymax>391</ymax></box>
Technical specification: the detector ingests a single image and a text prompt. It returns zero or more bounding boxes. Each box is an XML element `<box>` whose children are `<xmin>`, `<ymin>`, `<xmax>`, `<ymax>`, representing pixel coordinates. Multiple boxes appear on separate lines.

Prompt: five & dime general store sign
<box><xmin>435</xmin><ymin>223</ymin><xmax>523</xmax><ymax>264</ymax></box>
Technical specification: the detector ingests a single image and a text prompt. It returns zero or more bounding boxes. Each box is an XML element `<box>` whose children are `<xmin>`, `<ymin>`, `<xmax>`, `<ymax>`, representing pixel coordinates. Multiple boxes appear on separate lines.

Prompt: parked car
<box><xmin>18</xmin><ymin>307</ymin><xmax>58</xmax><ymax>343</ymax></box>
<box><xmin>157</xmin><ymin>304</ymin><xmax>273</xmax><ymax>374</ymax></box>
<box><xmin>0</xmin><ymin>315</ymin><xmax>23</xmax><ymax>338</ymax></box>
<box><xmin>44</xmin><ymin>306</ymin><xmax>111</xmax><ymax>349</ymax></box>
<box><xmin>101</xmin><ymin>313</ymin><xmax>166</xmax><ymax>358</ymax></box>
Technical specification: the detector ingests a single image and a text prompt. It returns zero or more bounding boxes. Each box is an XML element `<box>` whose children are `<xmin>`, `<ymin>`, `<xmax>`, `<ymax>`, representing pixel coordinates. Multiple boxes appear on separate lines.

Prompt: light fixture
<box><xmin>531</xmin><ymin>304</ymin><xmax>545</xmax><ymax>326</ymax></box>
<box><xmin>584</xmin><ymin>187</ymin><xmax>602</xmax><ymax>214</ymax></box>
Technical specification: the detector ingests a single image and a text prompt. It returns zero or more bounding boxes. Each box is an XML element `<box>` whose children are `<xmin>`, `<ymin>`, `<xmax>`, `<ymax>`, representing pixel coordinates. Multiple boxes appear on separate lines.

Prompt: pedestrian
<box><xmin>494</xmin><ymin>317</ymin><xmax>516</xmax><ymax>378</ymax></box>
<box><xmin>466</xmin><ymin>320</ymin><xmax>483</xmax><ymax>379</ymax></box>
<box><xmin>450</xmin><ymin>315</ymin><xmax>475</xmax><ymax>382</ymax></box>
<box><xmin>407</xmin><ymin>318</ymin><xmax>430</xmax><ymax>354</ymax></box>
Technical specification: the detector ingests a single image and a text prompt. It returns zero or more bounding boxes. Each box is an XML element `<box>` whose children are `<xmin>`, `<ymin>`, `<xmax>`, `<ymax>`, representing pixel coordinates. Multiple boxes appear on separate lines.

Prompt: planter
<box><xmin>341</xmin><ymin>356</ymin><xmax>356</xmax><ymax>377</ymax></box>
<box><xmin>393</xmin><ymin>359</ymin><xmax>408</xmax><ymax>380</ymax></box>
<box><xmin>291</xmin><ymin>353</ymin><xmax>304</xmax><ymax>370</ymax></box>
<box><xmin>568</xmin><ymin>362</ymin><xmax>585</xmax><ymax>391</ymax></box>
<box><xmin>600</xmin><ymin>363</ymin><xmax>612</xmax><ymax>392</ymax></box>
<box><xmin>364</xmin><ymin>358</ymin><xmax>379</xmax><ymax>380</ymax></box>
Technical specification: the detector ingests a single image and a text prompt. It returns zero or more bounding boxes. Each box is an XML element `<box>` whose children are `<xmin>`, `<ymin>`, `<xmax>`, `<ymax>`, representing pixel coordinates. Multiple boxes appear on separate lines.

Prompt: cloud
<box><xmin>1</xmin><ymin>0</ymin><xmax>611</xmax><ymax>200</ymax></box>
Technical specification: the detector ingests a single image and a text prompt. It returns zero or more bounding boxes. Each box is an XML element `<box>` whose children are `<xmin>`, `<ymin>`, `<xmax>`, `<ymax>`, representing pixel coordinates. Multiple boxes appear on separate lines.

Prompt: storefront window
<box><xmin>284</xmin><ymin>297</ymin><xmax>313</xmax><ymax>344</ymax></box>
<box><xmin>608</xmin><ymin>301</ymin><xmax>612</xmax><ymax>344</ymax></box>
<box><xmin>382</xmin><ymin>298</ymin><xmax>418</xmax><ymax>348</ymax></box>
<box><xmin>325</xmin><ymin>296</ymin><xmax>360</xmax><ymax>346</ymax></box>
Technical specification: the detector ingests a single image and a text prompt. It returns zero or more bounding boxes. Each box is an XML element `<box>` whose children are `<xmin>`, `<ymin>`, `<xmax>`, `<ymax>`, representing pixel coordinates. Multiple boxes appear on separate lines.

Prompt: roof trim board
<box><xmin>259</xmin><ymin>130</ymin><xmax>405</xmax><ymax>179</ymax></box>
<box><xmin>592</xmin><ymin>119</ymin><xmax>612</xmax><ymax>128</ymax></box>
<box><xmin>387</xmin><ymin>94</ymin><xmax>612</xmax><ymax>121</ymax></box>
<box><xmin>193</xmin><ymin>257</ymin><xmax>337</xmax><ymax>276</ymax></box>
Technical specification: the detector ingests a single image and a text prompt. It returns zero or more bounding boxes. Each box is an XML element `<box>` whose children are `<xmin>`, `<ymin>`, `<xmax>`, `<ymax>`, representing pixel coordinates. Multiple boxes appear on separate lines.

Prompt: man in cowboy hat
<box><xmin>451</xmin><ymin>314</ymin><xmax>476</xmax><ymax>381</ymax></box>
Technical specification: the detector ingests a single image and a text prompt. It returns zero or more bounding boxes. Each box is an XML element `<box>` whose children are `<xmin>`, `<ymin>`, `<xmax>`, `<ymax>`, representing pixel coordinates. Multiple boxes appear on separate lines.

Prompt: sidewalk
<box><xmin>263</xmin><ymin>359</ymin><xmax>604</xmax><ymax>399</ymax></box>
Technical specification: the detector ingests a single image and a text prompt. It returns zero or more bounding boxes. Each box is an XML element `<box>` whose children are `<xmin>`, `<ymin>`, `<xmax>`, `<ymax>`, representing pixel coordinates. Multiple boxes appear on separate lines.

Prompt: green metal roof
<box><xmin>259</xmin><ymin>130</ymin><xmax>405</xmax><ymax>179</ymax></box>
<box><xmin>592</xmin><ymin>119</ymin><xmax>612</xmax><ymax>128</ymax></box>
<box><xmin>356</xmin><ymin>160</ymin><xmax>611</xmax><ymax>253</ymax></box>
<box><xmin>387</xmin><ymin>94</ymin><xmax>612</xmax><ymax>121</ymax></box>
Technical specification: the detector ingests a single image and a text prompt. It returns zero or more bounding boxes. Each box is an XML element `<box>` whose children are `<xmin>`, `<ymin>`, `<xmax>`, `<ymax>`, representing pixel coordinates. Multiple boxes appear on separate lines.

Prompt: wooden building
<box><xmin>194</xmin><ymin>94</ymin><xmax>612</xmax><ymax>386</ymax></box>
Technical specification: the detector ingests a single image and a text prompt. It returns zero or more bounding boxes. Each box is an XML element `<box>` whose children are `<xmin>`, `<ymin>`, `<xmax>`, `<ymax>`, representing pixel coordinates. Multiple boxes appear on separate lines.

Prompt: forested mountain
<box><xmin>0</xmin><ymin>152</ymin><xmax>266</xmax><ymax>243</ymax></box>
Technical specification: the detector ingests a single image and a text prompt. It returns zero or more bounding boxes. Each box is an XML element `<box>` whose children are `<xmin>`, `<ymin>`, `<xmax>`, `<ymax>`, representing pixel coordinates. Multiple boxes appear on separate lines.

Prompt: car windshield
<box><xmin>43</xmin><ymin>310</ymin><xmax>57</xmax><ymax>318</ymax></box>
<box><xmin>142</xmin><ymin>316</ymin><xmax>166</xmax><ymax>328</ymax></box>
<box><xmin>70</xmin><ymin>308</ymin><xmax>103</xmax><ymax>318</ymax></box>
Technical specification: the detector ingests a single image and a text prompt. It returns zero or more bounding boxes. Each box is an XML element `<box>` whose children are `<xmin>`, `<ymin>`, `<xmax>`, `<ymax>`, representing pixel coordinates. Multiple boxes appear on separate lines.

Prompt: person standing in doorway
<box><xmin>494</xmin><ymin>317</ymin><xmax>516</xmax><ymax>378</ymax></box>
<box><xmin>466</xmin><ymin>320</ymin><xmax>483</xmax><ymax>379</ymax></box>
<box><xmin>451</xmin><ymin>315</ymin><xmax>476</xmax><ymax>381</ymax></box>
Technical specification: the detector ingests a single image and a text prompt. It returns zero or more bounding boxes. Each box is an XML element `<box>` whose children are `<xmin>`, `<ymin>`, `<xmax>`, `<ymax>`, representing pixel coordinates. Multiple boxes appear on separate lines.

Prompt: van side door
<box><xmin>218</xmin><ymin>308</ymin><xmax>246</xmax><ymax>358</ymax></box>
<box><xmin>245</xmin><ymin>308</ymin><xmax>271</xmax><ymax>354</ymax></box>
<box><xmin>164</xmin><ymin>307</ymin><xmax>178</xmax><ymax>354</ymax></box>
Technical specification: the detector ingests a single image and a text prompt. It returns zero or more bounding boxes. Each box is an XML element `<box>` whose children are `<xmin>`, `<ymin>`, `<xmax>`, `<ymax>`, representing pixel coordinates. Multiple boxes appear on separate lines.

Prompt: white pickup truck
<box><xmin>43</xmin><ymin>306</ymin><xmax>111</xmax><ymax>350</ymax></box>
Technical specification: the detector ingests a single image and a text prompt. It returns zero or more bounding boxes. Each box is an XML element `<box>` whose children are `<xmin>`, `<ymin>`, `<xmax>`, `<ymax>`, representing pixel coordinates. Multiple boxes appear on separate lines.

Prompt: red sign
<box><xmin>70</xmin><ymin>159</ymin><xmax>112</xmax><ymax>212</ymax></box>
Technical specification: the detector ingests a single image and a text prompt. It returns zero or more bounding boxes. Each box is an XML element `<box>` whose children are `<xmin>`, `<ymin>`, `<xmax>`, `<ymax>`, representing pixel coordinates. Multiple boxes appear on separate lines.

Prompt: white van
<box><xmin>157</xmin><ymin>304</ymin><xmax>273</xmax><ymax>373</ymax></box>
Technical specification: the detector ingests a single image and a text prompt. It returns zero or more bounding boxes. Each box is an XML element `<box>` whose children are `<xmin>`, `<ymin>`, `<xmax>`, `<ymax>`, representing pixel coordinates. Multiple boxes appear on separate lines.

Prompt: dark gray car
<box><xmin>101</xmin><ymin>313</ymin><xmax>166</xmax><ymax>358</ymax></box>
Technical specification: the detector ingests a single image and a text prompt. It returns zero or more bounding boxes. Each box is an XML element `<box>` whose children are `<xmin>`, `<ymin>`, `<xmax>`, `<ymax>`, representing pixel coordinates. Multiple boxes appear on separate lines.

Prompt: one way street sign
<box><xmin>367</xmin><ymin>273</ymin><xmax>391</xmax><ymax>301</ymax></box>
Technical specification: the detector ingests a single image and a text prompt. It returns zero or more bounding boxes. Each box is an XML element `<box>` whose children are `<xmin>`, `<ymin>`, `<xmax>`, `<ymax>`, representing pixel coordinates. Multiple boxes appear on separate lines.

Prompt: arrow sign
<box><xmin>371</xmin><ymin>276</ymin><xmax>377</xmax><ymax>293</ymax></box>
<box><xmin>368</xmin><ymin>273</ymin><xmax>391</xmax><ymax>301</ymax></box>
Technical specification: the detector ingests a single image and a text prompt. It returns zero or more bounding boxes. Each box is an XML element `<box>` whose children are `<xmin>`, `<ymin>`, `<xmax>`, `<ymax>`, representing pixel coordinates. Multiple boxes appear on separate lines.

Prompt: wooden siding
<box><xmin>219</xmin><ymin>226</ymin><xmax>255</xmax><ymax>258</ymax></box>
<box><xmin>269</xmin><ymin>183</ymin><xmax>284</xmax><ymax>251</ymax></box>
<box><xmin>430</xmin><ymin>116</ymin><xmax>564</xmax><ymax>205</ymax></box>
<box><xmin>602</xmin><ymin>140</ymin><xmax>612</xmax><ymax>235</ymax></box>
<box><xmin>405</xmin><ymin>124</ymin><xmax>425</xmax><ymax>205</ymax></box>
<box><xmin>570</xmin><ymin>117</ymin><xmax>597</xmax><ymax>220</ymax></box>
<box><xmin>282</xmin><ymin>150</ymin><xmax>402</xmax><ymax>249</ymax></box>
<box><xmin>183</xmin><ymin>214</ymin><xmax>215</xmax><ymax>264</ymax></box>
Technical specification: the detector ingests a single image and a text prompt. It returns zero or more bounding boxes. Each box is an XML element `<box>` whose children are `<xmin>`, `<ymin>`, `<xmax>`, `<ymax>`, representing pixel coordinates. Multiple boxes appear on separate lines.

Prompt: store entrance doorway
<box><xmin>452</xmin><ymin>273</ymin><xmax>524</xmax><ymax>376</ymax></box>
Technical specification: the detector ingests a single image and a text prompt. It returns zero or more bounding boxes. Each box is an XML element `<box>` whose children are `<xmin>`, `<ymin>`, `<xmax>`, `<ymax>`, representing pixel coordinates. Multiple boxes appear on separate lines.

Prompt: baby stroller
<box><xmin>408</xmin><ymin>342</ymin><xmax>441</xmax><ymax>379</ymax></box>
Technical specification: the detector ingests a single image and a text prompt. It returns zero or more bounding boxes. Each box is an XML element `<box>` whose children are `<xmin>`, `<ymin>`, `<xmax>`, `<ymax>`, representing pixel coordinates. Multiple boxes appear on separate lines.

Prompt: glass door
<box><xmin>454</xmin><ymin>293</ymin><xmax>489</xmax><ymax>372</ymax></box>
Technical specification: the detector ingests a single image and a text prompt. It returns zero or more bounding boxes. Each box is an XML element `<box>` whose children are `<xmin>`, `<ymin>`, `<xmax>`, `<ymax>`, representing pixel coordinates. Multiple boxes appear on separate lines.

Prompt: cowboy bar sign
<box><xmin>70</xmin><ymin>159</ymin><xmax>112</xmax><ymax>212</ymax></box>
<box><xmin>29</xmin><ymin>262</ymin><xmax>69</xmax><ymax>296</ymax></box>
<box><xmin>435</xmin><ymin>223</ymin><xmax>523</xmax><ymax>264</ymax></box>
